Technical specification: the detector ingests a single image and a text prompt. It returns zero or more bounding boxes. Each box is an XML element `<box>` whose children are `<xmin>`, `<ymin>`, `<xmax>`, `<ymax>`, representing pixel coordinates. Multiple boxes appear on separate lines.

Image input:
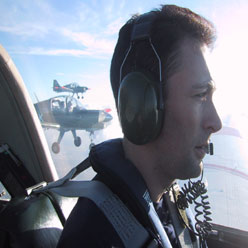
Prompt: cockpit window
<box><xmin>51</xmin><ymin>98</ymin><xmax>66</xmax><ymax>112</ymax></box>
<box><xmin>1</xmin><ymin>0</ymin><xmax>248</xmax><ymax>235</ymax></box>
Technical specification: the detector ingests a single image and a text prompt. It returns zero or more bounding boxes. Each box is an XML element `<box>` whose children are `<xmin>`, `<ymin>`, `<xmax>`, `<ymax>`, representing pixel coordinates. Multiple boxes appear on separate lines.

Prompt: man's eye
<box><xmin>197</xmin><ymin>92</ymin><xmax>207</xmax><ymax>97</ymax></box>
<box><xmin>195</xmin><ymin>92</ymin><xmax>208</xmax><ymax>100</ymax></box>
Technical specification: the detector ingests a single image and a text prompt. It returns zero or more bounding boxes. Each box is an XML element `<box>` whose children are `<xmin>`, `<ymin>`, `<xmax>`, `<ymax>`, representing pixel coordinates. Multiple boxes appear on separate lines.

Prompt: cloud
<box><xmin>0</xmin><ymin>24</ymin><xmax>116</xmax><ymax>57</ymax></box>
<box><xmin>0</xmin><ymin>0</ymin><xmax>121</xmax><ymax>58</ymax></box>
<box><xmin>0</xmin><ymin>0</ymin><xmax>55</xmax><ymax>38</ymax></box>
<box><xmin>11</xmin><ymin>45</ymin><xmax>113</xmax><ymax>58</ymax></box>
<box><xmin>103</xmin><ymin>18</ymin><xmax>123</xmax><ymax>36</ymax></box>
<box><xmin>0</xmin><ymin>23</ymin><xmax>49</xmax><ymax>38</ymax></box>
<box><xmin>17</xmin><ymin>47</ymin><xmax>91</xmax><ymax>56</ymax></box>
<box><xmin>56</xmin><ymin>72</ymin><xmax>65</xmax><ymax>76</ymax></box>
<box><xmin>61</xmin><ymin>29</ymin><xmax>116</xmax><ymax>56</ymax></box>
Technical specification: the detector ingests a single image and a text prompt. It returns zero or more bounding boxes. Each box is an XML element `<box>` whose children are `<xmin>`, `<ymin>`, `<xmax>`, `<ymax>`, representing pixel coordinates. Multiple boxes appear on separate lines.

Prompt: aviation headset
<box><xmin>118</xmin><ymin>12</ymin><xmax>165</xmax><ymax>145</ymax></box>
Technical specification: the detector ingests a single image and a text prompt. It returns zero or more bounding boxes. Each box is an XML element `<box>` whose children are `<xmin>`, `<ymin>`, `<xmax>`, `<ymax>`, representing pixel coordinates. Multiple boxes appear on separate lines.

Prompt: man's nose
<box><xmin>204</xmin><ymin>102</ymin><xmax>222</xmax><ymax>133</ymax></box>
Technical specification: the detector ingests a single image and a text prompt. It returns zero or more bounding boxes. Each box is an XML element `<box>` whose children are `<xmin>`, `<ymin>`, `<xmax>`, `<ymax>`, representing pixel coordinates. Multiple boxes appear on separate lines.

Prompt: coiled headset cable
<box><xmin>171</xmin><ymin>171</ymin><xmax>212</xmax><ymax>248</ymax></box>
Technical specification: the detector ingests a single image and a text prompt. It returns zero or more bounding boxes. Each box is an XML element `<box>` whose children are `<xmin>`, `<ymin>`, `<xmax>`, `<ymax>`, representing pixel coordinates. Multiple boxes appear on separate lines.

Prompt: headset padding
<box><xmin>118</xmin><ymin>71</ymin><xmax>163</xmax><ymax>145</ymax></box>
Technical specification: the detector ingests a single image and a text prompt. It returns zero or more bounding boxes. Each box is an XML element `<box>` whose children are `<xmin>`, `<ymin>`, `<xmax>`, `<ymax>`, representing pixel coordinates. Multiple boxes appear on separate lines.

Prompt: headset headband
<box><xmin>119</xmin><ymin>12</ymin><xmax>164</xmax><ymax>110</ymax></box>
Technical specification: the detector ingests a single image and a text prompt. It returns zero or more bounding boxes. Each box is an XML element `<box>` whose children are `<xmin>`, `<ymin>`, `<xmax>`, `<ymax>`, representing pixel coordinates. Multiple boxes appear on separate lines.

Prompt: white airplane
<box><xmin>202</xmin><ymin>125</ymin><xmax>248</xmax><ymax>232</ymax></box>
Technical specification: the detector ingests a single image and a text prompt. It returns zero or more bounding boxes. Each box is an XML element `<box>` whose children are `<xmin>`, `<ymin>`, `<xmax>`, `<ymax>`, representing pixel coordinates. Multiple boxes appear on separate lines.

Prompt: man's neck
<box><xmin>122</xmin><ymin>138</ymin><xmax>174</xmax><ymax>203</ymax></box>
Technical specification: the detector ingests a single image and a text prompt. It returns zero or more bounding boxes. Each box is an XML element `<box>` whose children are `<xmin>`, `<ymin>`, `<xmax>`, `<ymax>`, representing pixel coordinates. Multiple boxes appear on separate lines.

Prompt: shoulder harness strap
<box><xmin>33</xmin><ymin>158</ymin><xmax>159</xmax><ymax>248</ymax></box>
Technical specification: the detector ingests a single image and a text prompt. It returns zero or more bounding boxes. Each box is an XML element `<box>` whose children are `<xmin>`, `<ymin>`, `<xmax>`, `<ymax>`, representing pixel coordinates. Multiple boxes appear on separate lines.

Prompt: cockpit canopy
<box><xmin>51</xmin><ymin>95</ymin><xmax>85</xmax><ymax>113</ymax></box>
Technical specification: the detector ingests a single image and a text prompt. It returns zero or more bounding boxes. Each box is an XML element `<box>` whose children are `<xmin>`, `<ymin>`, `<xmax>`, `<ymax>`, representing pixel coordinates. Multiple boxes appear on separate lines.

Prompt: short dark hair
<box><xmin>110</xmin><ymin>4</ymin><xmax>216</xmax><ymax>107</ymax></box>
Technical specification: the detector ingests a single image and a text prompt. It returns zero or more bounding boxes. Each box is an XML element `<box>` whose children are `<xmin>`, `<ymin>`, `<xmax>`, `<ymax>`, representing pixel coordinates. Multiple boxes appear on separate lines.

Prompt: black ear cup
<box><xmin>117</xmin><ymin>13</ymin><xmax>164</xmax><ymax>144</ymax></box>
<box><xmin>118</xmin><ymin>71</ymin><xmax>163</xmax><ymax>145</ymax></box>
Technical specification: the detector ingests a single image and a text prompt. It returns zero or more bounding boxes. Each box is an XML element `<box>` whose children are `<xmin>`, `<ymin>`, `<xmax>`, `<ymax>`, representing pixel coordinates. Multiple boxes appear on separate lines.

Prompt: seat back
<box><xmin>0</xmin><ymin>190</ymin><xmax>78</xmax><ymax>248</ymax></box>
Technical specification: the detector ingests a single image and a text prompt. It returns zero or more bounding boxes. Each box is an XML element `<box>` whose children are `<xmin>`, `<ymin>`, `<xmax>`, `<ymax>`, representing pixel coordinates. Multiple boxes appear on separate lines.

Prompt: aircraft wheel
<box><xmin>74</xmin><ymin>136</ymin><xmax>81</xmax><ymax>147</ymax></box>
<box><xmin>52</xmin><ymin>142</ymin><xmax>60</xmax><ymax>154</ymax></box>
<box><xmin>89</xmin><ymin>143</ymin><xmax>95</xmax><ymax>150</ymax></box>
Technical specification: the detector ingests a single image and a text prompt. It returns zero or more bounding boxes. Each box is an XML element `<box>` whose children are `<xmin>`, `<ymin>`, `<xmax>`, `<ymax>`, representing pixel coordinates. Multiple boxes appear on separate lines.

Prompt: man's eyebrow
<box><xmin>192</xmin><ymin>80</ymin><xmax>216</xmax><ymax>90</ymax></box>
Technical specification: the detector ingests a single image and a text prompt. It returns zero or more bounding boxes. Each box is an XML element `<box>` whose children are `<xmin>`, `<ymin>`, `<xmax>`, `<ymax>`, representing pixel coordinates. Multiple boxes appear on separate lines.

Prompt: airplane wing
<box><xmin>40</xmin><ymin>121</ymin><xmax>60</xmax><ymax>130</ymax></box>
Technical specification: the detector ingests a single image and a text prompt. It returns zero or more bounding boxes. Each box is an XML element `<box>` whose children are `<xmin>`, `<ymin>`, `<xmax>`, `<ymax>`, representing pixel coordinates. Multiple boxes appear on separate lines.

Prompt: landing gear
<box><xmin>89</xmin><ymin>142</ymin><xmax>95</xmax><ymax>150</ymax></box>
<box><xmin>52</xmin><ymin>142</ymin><xmax>60</xmax><ymax>154</ymax></box>
<box><xmin>51</xmin><ymin>129</ymin><xmax>83</xmax><ymax>154</ymax></box>
<box><xmin>72</xmin><ymin>129</ymin><xmax>81</xmax><ymax>147</ymax></box>
<box><xmin>51</xmin><ymin>128</ymin><xmax>96</xmax><ymax>153</ymax></box>
<box><xmin>74</xmin><ymin>136</ymin><xmax>81</xmax><ymax>147</ymax></box>
<box><xmin>51</xmin><ymin>129</ymin><xmax>65</xmax><ymax>154</ymax></box>
<box><xmin>89</xmin><ymin>131</ymin><xmax>95</xmax><ymax>150</ymax></box>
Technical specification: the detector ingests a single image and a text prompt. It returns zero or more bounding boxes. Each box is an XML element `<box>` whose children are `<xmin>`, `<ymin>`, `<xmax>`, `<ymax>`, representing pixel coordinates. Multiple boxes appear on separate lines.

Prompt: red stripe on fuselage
<box><xmin>204</xmin><ymin>163</ymin><xmax>248</xmax><ymax>180</ymax></box>
<box><xmin>215</xmin><ymin>126</ymin><xmax>242</xmax><ymax>138</ymax></box>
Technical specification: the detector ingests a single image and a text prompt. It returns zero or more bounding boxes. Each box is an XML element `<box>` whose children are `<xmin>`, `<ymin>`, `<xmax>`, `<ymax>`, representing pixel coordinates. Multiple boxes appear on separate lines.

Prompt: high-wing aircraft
<box><xmin>53</xmin><ymin>79</ymin><xmax>89</xmax><ymax>98</ymax></box>
<box><xmin>34</xmin><ymin>95</ymin><xmax>112</xmax><ymax>154</ymax></box>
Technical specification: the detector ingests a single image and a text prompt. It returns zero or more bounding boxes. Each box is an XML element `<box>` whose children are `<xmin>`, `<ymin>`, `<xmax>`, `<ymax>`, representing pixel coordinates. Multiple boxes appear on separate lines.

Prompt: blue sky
<box><xmin>0</xmin><ymin>0</ymin><xmax>248</xmax><ymax>134</ymax></box>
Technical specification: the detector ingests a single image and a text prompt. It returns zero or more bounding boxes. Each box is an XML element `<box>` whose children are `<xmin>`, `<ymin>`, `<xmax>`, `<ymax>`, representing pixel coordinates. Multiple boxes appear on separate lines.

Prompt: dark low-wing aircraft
<box><xmin>53</xmin><ymin>80</ymin><xmax>89</xmax><ymax>98</ymax></box>
<box><xmin>34</xmin><ymin>95</ymin><xmax>112</xmax><ymax>153</ymax></box>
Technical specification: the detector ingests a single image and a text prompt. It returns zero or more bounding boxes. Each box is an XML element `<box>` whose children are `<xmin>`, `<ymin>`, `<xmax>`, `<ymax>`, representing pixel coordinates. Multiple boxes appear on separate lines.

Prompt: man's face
<box><xmin>154</xmin><ymin>39</ymin><xmax>222</xmax><ymax>181</ymax></box>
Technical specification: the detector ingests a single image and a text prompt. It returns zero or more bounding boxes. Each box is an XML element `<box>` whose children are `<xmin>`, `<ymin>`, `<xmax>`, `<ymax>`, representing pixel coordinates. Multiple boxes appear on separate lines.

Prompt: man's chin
<box><xmin>179</xmin><ymin>161</ymin><xmax>203</xmax><ymax>180</ymax></box>
<box><xmin>191</xmin><ymin>161</ymin><xmax>203</xmax><ymax>178</ymax></box>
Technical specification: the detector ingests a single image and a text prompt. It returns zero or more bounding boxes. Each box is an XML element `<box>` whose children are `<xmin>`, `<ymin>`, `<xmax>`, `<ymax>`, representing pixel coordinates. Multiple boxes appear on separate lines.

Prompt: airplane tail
<box><xmin>104</xmin><ymin>108</ymin><xmax>111</xmax><ymax>113</ymax></box>
<box><xmin>53</xmin><ymin>80</ymin><xmax>60</xmax><ymax>91</ymax></box>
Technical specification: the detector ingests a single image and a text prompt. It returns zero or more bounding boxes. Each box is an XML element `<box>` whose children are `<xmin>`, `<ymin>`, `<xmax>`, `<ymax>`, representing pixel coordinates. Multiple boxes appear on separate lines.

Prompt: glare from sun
<box><xmin>207</xmin><ymin>3</ymin><xmax>248</xmax><ymax>139</ymax></box>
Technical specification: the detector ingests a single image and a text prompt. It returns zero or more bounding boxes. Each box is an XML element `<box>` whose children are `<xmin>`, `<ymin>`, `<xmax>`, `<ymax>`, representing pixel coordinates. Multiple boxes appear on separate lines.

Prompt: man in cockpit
<box><xmin>57</xmin><ymin>4</ymin><xmax>222</xmax><ymax>247</ymax></box>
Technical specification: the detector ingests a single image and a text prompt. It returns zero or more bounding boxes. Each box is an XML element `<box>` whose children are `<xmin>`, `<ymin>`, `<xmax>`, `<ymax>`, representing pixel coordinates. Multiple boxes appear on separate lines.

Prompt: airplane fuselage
<box><xmin>34</xmin><ymin>96</ymin><xmax>112</xmax><ymax>132</ymax></box>
<box><xmin>45</xmin><ymin>109</ymin><xmax>111</xmax><ymax>130</ymax></box>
